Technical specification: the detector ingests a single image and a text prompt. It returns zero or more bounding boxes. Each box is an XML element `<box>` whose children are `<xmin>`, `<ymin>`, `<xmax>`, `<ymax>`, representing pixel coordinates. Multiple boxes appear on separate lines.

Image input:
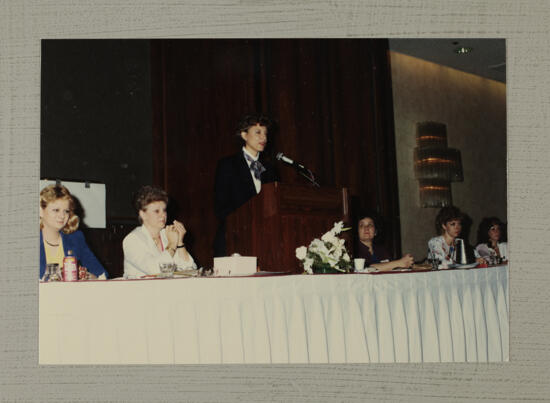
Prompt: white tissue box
<box><xmin>213</xmin><ymin>256</ymin><xmax>257</xmax><ymax>276</ymax></box>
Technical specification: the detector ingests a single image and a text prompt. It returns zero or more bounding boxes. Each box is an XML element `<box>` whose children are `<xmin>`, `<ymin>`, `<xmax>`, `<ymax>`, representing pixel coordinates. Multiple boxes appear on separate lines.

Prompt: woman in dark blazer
<box><xmin>213</xmin><ymin>114</ymin><xmax>279</xmax><ymax>257</ymax></box>
<box><xmin>354</xmin><ymin>211</ymin><xmax>414</xmax><ymax>271</ymax></box>
<box><xmin>39</xmin><ymin>184</ymin><xmax>108</xmax><ymax>279</ymax></box>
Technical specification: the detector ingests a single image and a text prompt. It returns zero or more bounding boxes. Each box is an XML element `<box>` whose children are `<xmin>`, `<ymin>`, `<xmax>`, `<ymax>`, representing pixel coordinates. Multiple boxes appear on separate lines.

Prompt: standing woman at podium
<box><xmin>213</xmin><ymin>114</ymin><xmax>279</xmax><ymax>257</ymax></box>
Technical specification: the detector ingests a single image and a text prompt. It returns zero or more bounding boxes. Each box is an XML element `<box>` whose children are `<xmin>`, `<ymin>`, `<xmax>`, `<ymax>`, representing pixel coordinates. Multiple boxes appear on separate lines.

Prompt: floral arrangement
<box><xmin>295</xmin><ymin>221</ymin><xmax>352</xmax><ymax>274</ymax></box>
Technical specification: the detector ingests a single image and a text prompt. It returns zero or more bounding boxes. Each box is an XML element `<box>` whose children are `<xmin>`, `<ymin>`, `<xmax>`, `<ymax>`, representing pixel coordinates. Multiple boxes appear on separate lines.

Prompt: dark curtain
<box><xmin>151</xmin><ymin>39</ymin><xmax>400</xmax><ymax>268</ymax></box>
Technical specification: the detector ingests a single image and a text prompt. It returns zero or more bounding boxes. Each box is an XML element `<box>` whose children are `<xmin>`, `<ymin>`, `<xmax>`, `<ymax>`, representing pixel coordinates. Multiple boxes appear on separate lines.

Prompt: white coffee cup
<box><xmin>354</xmin><ymin>258</ymin><xmax>366</xmax><ymax>272</ymax></box>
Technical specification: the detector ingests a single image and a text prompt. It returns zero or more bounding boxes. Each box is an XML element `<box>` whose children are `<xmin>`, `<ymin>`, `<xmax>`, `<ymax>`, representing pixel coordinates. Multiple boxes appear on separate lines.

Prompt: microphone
<box><xmin>276</xmin><ymin>152</ymin><xmax>320</xmax><ymax>187</ymax></box>
<box><xmin>276</xmin><ymin>152</ymin><xmax>307</xmax><ymax>171</ymax></box>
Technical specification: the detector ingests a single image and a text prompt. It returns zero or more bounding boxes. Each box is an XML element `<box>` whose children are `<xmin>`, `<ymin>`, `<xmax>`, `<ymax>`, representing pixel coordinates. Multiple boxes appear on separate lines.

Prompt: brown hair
<box><xmin>356</xmin><ymin>210</ymin><xmax>383</xmax><ymax>242</ymax></box>
<box><xmin>236</xmin><ymin>114</ymin><xmax>273</xmax><ymax>138</ymax></box>
<box><xmin>133</xmin><ymin>185</ymin><xmax>169</xmax><ymax>224</ymax></box>
<box><xmin>39</xmin><ymin>184</ymin><xmax>79</xmax><ymax>234</ymax></box>
<box><xmin>477</xmin><ymin>216</ymin><xmax>505</xmax><ymax>245</ymax></box>
<box><xmin>435</xmin><ymin>205</ymin><xmax>463</xmax><ymax>235</ymax></box>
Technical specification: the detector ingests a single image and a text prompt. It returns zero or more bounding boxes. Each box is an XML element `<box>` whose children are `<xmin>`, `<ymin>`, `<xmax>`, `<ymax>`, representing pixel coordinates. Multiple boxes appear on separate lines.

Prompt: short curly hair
<box><xmin>236</xmin><ymin>114</ymin><xmax>273</xmax><ymax>138</ymax></box>
<box><xmin>133</xmin><ymin>185</ymin><xmax>169</xmax><ymax>223</ymax></box>
<box><xmin>39</xmin><ymin>184</ymin><xmax>79</xmax><ymax>234</ymax></box>
<box><xmin>435</xmin><ymin>205</ymin><xmax>463</xmax><ymax>235</ymax></box>
<box><xmin>476</xmin><ymin>216</ymin><xmax>505</xmax><ymax>245</ymax></box>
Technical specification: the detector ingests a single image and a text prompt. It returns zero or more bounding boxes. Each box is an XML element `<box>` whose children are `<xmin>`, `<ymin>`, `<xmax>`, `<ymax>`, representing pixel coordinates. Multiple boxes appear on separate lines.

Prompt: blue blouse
<box><xmin>39</xmin><ymin>230</ymin><xmax>108</xmax><ymax>279</ymax></box>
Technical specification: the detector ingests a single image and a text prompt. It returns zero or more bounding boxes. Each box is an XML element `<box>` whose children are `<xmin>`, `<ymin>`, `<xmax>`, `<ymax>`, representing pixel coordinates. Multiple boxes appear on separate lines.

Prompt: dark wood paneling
<box><xmin>151</xmin><ymin>39</ymin><xmax>400</xmax><ymax>269</ymax></box>
<box><xmin>226</xmin><ymin>183</ymin><xmax>349</xmax><ymax>273</ymax></box>
<box><xmin>81</xmin><ymin>223</ymin><xmax>136</xmax><ymax>279</ymax></box>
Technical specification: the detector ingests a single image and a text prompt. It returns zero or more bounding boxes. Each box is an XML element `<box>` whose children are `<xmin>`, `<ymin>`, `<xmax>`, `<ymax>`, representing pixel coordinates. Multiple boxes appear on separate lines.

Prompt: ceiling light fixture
<box><xmin>454</xmin><ymin>46</ymin><xmax>472</xmax><ymax>54</ymax></box>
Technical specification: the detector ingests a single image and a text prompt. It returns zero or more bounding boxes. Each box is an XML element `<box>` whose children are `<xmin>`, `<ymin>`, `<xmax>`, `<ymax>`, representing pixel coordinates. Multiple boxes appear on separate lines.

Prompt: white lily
<box><xmin>295</xmin><ymin>246</ymin><xmax>307</xmax><ymax>260</ymax></box>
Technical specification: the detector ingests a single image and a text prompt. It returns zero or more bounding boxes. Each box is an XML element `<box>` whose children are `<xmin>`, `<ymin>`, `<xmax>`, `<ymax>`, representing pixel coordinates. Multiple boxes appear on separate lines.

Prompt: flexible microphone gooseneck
<box><xmin>275</xmin><ymin>152</ymin><xmax>320</xmax><ymax>187</ymax></box>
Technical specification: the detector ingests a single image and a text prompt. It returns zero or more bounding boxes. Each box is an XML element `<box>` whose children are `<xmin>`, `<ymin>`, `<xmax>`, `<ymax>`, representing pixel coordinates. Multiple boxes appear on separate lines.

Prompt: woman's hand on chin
<box><xmin>165</xmin><ymin>225</ymin><xmax>179</xmax><ymax>247</ymax></box>
<box><xmin>172</xmin><ymin>220</ymin><xmax>187</xmax><ymax>243</ymax></box>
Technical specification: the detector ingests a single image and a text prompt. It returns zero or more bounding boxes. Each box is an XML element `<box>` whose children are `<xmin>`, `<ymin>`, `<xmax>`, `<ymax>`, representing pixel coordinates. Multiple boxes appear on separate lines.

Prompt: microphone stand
<box><xmin>298</xmin><ymin>167</ymin><xmax>320</xmax><ymax>187</ymax></box>
<box><xmin>276</xmin><ymin>153</ymin><xmax>320</xmax><ymax>187</ymax></box>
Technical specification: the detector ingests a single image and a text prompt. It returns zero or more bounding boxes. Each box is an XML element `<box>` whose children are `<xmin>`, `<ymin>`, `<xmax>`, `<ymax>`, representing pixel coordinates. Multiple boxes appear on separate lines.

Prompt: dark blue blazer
<box><xmin>354</xmin><ymin>242</ymin><xmax>391</xmax><ymax>267</ymax></box>
<box><xmin>213</xmin><ymin>151</ymin><xmax>279</xmax><ymax>256</ymax></box>
<box><xmin>39</xmin><ymin>230</ymin><xmax>108</xmax><ymax>279</ymax></box>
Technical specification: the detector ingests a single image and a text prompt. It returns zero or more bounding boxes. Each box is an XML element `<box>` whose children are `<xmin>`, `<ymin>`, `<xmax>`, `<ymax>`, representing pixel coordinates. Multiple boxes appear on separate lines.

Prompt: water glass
<box><xmin>52</xmin><ymin>265</ymin><xmax>62</xmax><ymax>281</ymax></box>
<box><xmin>45</xmin><ymin>263</ymin><xmax>60</xmax><ymax>282</ymax></box>
<box><xmin>489</xmin><ymin>254</ymin><xmax>502</xmax><ymax>266</ymax></box>
<box><xmin>159</xmin><ymin>263</ymin><xmax>176</xmax><ymax>278</ymax></box>
<box><xmin>427</xmin><ymin>252</ymin><xmax>439</xmax><ymax>271</ymax></box>
<box><xmin>42</xmin><ymin>265</ymin><xmax>51</xmax><ymax>282</ymax></box>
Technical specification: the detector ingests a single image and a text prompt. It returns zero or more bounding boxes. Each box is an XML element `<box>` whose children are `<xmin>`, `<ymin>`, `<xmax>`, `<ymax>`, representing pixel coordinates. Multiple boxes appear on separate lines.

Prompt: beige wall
<box><xmin>390</xmin><ymin>51</ymin><xmax>507</xmax><ymax>259</ymax></box>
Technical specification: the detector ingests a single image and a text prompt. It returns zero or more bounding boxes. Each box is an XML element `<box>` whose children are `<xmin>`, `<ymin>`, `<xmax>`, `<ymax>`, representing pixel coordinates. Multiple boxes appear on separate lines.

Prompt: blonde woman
<box><xmin>39</xmin><ymin>184</ymin><xmax>107</xmax><ymax>279</ymax></box>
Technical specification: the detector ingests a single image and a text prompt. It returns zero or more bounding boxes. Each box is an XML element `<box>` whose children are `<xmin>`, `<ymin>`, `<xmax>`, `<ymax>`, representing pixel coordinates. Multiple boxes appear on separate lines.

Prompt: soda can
<box><xmin>62</xmin><ymin>255</ymin><xmax>78</xmax><ymax>282</ymax></box>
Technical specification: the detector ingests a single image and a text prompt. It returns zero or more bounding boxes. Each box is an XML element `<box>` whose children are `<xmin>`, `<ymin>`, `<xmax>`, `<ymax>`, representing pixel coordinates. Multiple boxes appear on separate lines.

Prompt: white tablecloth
<box><xmin>39</xmin><ymin>265</ymin><xmax>508</xmax><ymax>364</ymax></box>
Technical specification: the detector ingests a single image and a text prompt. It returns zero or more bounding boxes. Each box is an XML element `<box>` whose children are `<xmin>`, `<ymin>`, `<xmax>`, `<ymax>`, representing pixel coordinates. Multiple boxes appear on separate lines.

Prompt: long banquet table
<box><xmin>39</xmin><ymin>265</ymin><xmax>508</xmax><ymax>364</ymax></box>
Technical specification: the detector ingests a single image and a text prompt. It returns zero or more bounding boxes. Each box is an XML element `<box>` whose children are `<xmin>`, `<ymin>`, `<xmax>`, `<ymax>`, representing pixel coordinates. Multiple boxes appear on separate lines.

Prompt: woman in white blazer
<box><xmin>123</xmin><ymin>186</ymin><xmax>196</xmax><ymax>278</ymax></box>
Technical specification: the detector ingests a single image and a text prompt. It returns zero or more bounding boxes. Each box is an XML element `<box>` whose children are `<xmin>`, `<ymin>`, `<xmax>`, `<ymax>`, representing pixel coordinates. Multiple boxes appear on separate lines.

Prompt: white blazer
<box><xmin>475</xmin><ymin>241</ymin><xmax>508</xmax><ymax>261</ymax></box>
<box><xmin>123</xmin><ymin>225</ymin><xmax>196</xmax><ymax>278</ymax></box>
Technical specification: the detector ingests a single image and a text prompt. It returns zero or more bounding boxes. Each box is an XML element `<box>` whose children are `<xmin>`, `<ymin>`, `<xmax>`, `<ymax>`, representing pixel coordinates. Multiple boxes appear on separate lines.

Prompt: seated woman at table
<box><xmin>354</xmin><ymin>212</ymin><xmax>414</xmax><ymax>271</ymax></box>
<box><xmin>213</xmin><ymin>114</ymin><xmax>279</xmax><ymax>257</ymax></box>
<box><xmin>475</xmin><ymin>217</ymin><xmax>508</xmax><ymax>264</ymax></box>
<box><xmin>428</xmin><ymin>205</ymin><xmax>484</xmax><ymax>266</ymax></box>
<box><xmin>123</xmin><ymin>185</ymin><xmax>197</xmax><ymax>278</ymax></box>
<box><xmin>39</xmin><ymin>184</ymin><xmax>108</xmax><ymax>280</ymax></box>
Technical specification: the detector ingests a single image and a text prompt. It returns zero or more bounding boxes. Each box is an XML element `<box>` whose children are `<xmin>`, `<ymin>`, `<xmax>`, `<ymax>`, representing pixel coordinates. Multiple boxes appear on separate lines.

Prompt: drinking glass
<box><xmin>427</xmin><ymin>251</ymin><xmax>439</xmax><ymax>271</ymax></box>
<box><xmin>45</xmin><ymin>263</ymin><xmax>60</xmax><ymax>282</ymax></box>
<box><xmin>159</xmin><ymin>263</ymin><xmax>176</xmax><ymax>278</ymax></box>
<box><xmin>42</xmin><ymin>265</ymin><xmax>51</xmax><ymax>282</ymax></box>
<box><xmin>490</xmin><ymin>254</ymin><xmax>502</xmax><ymax>266</ymax></box>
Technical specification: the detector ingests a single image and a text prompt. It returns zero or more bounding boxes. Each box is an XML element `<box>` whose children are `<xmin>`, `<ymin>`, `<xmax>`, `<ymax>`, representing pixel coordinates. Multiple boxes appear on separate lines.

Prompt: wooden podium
<box><xmin>225</xmin><ymin>182</ymin><xmax>350</xmax><ymax>272</ymax></box>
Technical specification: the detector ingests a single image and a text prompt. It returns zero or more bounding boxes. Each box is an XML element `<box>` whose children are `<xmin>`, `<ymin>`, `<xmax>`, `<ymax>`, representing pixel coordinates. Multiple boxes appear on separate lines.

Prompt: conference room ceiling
<box><xmin>389</xmin><ymin>38</ymin><xmax>506</xmax><ymax>83</ymax></box>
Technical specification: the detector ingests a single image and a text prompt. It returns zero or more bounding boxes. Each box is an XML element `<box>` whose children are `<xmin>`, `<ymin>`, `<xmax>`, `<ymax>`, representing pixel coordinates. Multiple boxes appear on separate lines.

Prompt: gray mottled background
<box><xmin>1</xmin><ymin>1</ymin><xmax>549</xmax><ymax>401</ymax></box>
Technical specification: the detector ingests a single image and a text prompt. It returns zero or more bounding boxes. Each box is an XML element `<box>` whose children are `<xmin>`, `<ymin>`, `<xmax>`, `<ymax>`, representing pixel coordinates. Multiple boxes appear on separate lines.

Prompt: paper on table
<box><xmin>353</xmin><ymin>265</ymin><xmax>370</xmax><ymax>273</ymax></box>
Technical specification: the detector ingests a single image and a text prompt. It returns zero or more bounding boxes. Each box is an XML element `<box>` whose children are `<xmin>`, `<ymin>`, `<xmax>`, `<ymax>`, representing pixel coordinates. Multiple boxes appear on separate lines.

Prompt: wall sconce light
<box><xmin>413</xmin><ymin>122</ymin><xmax>463</xmax><ymax>208</ymax></box>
